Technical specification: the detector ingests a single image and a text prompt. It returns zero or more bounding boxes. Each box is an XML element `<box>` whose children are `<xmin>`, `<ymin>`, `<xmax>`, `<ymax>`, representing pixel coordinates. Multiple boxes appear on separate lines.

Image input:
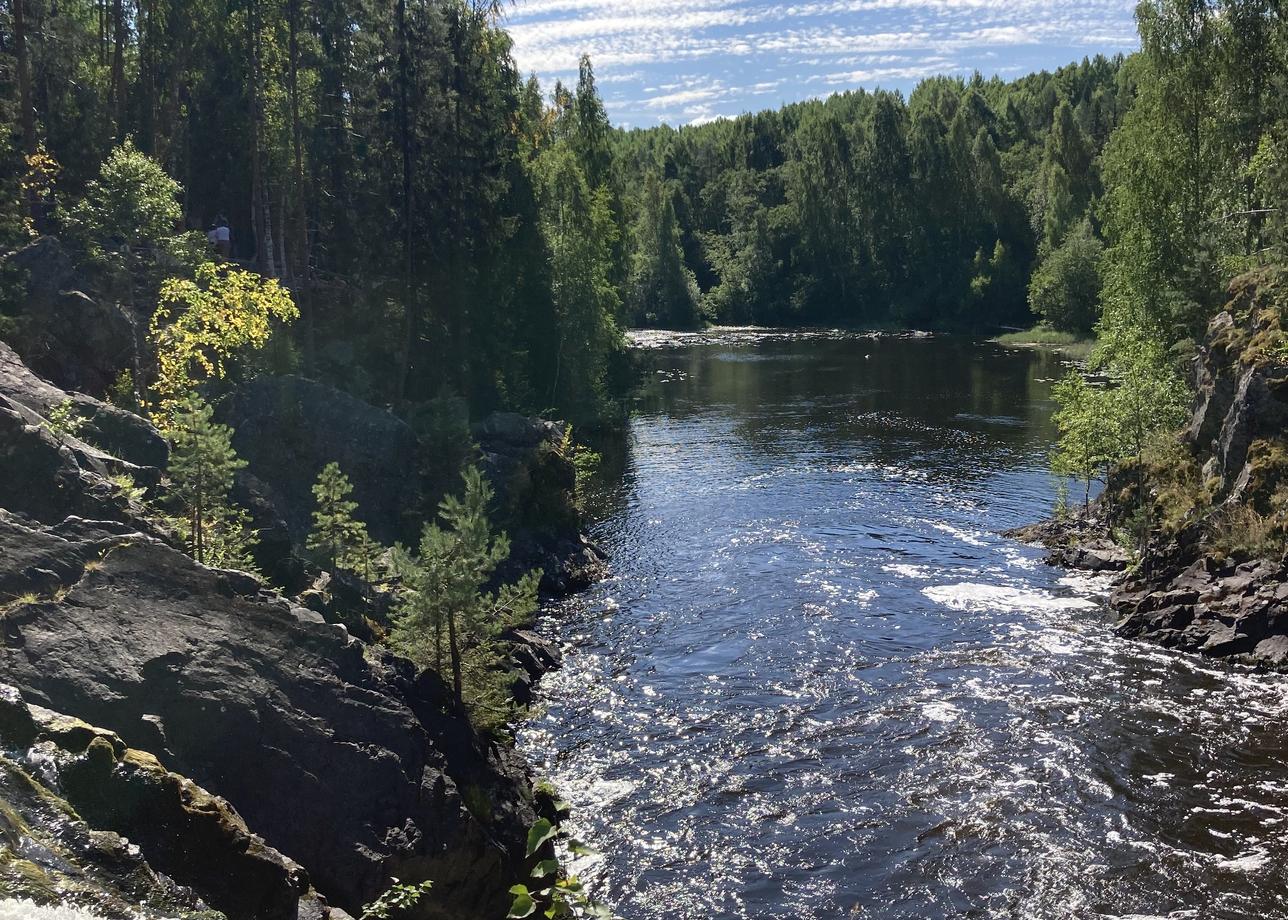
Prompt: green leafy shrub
<box><xmin>508</xmin><ymin>818</ymin><xmax>612</xmax><ymax>919</ymax></box>
<box><xmin>361</xmin><ymin>879</ymin><xmax>434</xmax><ymax>920</ymax></box>
<box><xmin>1028</xmin><ymin>219</ymin><xmax>1103</xmax><ymax>334</ymax></box>
<box><xmin>44</xmin><ymin>399</ymin><xmax>85</xmax><ymax>440</ymax></box>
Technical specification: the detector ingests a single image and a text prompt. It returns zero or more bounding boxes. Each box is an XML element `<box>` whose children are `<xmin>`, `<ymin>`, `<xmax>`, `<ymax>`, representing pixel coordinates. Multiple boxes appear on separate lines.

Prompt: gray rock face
<box><xmin>2</xmin><ymin>236</ymin><xmax>138</xmax><ymax>397</ymax></box>
<box><xmin>1183</xmin><ymin>285</ymin><xmax>1288</xmax><ymax>500</ymax></box>
<box><xmin>218</xmin><ymin>375</ymin><xmax>423</xmax><ymax>545</ymax></box>
<box><xmin>0</xmin><ymin>513</ymin><xmax>535</xmax><ymax>918</ymax></box>
<box><xmin>0</xmin><ymin>684</ymin><xmax>347</xmax><ymax>920</ymax></box>
<box><xmin>0</xmin><ymin>340</ymin><xmax>167</xmax><ymax>469</ymax></box>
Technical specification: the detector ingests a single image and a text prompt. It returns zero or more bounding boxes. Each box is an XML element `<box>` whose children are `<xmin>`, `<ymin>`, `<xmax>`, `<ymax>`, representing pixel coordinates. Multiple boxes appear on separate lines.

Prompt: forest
<box><xmin>2</xmin><ymin>0</ymin><xmax>1283</xmax><ymax>410</ymax></box>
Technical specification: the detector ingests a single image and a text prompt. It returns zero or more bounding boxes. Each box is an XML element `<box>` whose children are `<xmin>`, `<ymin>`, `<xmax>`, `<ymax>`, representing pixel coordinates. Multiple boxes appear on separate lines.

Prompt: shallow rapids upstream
<box><xmin>517</xmin><ymin>330</ymin><xmax>1288</xmax><ymax>920</ymax></box>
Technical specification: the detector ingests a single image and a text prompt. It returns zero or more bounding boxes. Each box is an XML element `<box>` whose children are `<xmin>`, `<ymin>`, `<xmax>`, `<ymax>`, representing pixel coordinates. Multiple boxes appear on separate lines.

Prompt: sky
<box><xmin>504</xmin><ymin>0</ymin><xmax>1142</xmax><ymax>128</ymax></box>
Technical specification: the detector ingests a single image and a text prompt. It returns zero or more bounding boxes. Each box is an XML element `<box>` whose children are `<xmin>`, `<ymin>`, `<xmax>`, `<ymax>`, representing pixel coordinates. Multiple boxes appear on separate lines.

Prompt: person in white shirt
<box><xmin>213</xmin><ymin>218</ymin><xmax>231</xmax><ymax>258</ymax></box>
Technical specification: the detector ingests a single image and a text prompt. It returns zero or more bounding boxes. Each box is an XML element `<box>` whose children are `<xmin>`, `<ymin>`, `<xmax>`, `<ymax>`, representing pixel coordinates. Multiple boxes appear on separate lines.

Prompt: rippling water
<box><xmin>517</xmin><ymin>331</ymin><xmax>1288</xmax><ymax>920</ymax></box>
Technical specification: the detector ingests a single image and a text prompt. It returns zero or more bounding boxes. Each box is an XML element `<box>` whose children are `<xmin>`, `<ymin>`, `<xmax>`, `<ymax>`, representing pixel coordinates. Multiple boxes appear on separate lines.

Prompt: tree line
<box><xmin>609</xmin><ymin>56</ymin><xmax>1128</xmax><ymax>331</ymax></box>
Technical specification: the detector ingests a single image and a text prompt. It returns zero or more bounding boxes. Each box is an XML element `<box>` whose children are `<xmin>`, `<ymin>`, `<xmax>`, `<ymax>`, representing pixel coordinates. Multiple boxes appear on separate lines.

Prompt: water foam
<box><xmin>922</xmin><ymin>582</ymin><xmax>1100</xmax><ymax>613</ymax></box>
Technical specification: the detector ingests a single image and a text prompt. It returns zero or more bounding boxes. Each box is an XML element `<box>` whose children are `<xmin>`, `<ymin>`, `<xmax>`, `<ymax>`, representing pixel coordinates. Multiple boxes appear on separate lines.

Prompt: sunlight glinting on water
<box><xmin>517</xmin><ymin>330</ymin><xmax>1288</xmax><ymax>920</ymax></box>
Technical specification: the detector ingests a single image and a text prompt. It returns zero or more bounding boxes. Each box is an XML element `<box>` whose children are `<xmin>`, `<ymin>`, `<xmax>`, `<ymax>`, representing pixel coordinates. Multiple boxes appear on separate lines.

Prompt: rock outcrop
<box><xmin>1184</xmin><ymin>271</ymin><xmax>1288</xmax><ymax>501</ymax></box>
<box><xmin>218</xmin><ymin>375</ymin><xmax>424</xmax><ymax>546</ymax></box>
<box><xmin>0</xmin><ymin>685</ymin><xmax>346</xmax><ymax>919</ymax></box>
<box><xmin>0</xmin><ymin>512</ymin><xmax>536</xmax><ymax>917</ymax></box>
<box><xmin>0</xmin><ymin>341</ymin><xmax>167</xmax><ymax>471</ymax></box>
<box><xmin>220</xmin><ymin>376</ymin><xmax>604</xmax><ymax>591</ymax></box>
<box><xmin>1020</xmin><ymin>270</ymin><xmax>1288</xmax><ymax>667</ymax></box>
<box><xmin>475</xmin><ymin>412</ymin><xmax>606</xmax><ymax>593</ymax></box>
<box><xmin>0</xmin><ymin>329</ymin><xmax>582</xmax><ymax>918</ymax></box>
<box><xmin>1113</xmin><ymin>553</ymin><xmax>1288</xmax><ymax>664</ymax></box>
<box><xmin>0</xmin><ymin>398</ymin><xmax>154</xmax><ymax>530</ymax></box>
<box><xmin>1</xmin><ymin>237</ymin><xmax>138</xmax><ymax>398</ymax></box>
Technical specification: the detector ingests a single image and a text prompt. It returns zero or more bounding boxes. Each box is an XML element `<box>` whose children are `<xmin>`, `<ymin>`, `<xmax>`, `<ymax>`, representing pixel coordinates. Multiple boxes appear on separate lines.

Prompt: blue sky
<box><xmin>504</xmin><ymin>0</ymin><xmax>1141</xmax><ymax>128</ymax></box>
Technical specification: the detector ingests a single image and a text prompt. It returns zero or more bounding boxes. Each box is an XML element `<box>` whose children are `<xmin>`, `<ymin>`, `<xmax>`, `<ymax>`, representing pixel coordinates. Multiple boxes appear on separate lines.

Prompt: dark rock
<box><xmin>0</xmin><ymin>513</ymin><xmax>535</xmax><ymax>918</ymax></box>
<box><xmin>232</xmin><ymin>470</ymin><xmax>311</xmax><ymax>591</ymax></box>
<box><xmin>219</xmin><ymin>375</ymin><xmax>423</xmax><ymax>546</ymax></box>
<box><xmin>293</xmin><ymin>568</ymin><xmax>393</xmax><ymax>642</ymax></box>
<box><xmin>500</xmin><ymin>628</ymin><xmax>563</xmax><ymax>705</ymax></box>
<box><xmin>0</xmin><ymin>398</ymin><xmax>139</xmax><ymax>526</ymax></box>
<box><xmin>0</xmin><ymin>339</ymin><xmax>166</xmax><ymax>468</ymax></box>
<box><xmin>3</xmin><ymin>236</ymin><xmax>139</xmax><ymax>397</ymax></box>
<box><xmin>218</xmin><ymin>377</ymin><xmax>604</xmax><ymax>596</ymax></box>
<box><xmin>0</xmin><ymin>684</ymin><xmax>347</xmax><ymax>920</ymax></box>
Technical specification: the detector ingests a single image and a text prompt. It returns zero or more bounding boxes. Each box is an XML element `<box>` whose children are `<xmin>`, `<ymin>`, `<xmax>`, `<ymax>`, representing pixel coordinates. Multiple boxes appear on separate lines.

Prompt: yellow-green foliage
<box><xmin>1212</xmin><ymin>269</ymin><xmax>1288</xmax><ymax>366</ymax></box>
<box><xmin>44</xmin><ymin>399</ymin><xmax>85</xmax><ymax>440</ymax></box>
<box><xmin>150</xmin><ymin>262</ymin><xmax>298</xmax><ymax>416</ymax></box>
<box><xmin>1140</xmin><ymin>434</ymin><xmax>1213</xmax><ymax>536</ymax></box>
<box><xmin>1242</xmin><ymin>439</ymin><xmax>1288</xmax><ymax>514</ymax></box>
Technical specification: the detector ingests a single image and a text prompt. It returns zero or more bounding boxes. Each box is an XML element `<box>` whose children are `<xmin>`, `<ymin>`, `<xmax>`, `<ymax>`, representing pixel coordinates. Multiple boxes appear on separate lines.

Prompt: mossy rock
<box><xmin>1242</xmin><ymin>438</ymin><xmax>1288</xmax><ymax>515</ymax></box>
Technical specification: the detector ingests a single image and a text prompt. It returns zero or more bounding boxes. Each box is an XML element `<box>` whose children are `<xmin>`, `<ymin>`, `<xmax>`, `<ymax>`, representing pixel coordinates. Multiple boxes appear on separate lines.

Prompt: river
<box><xmin>516</xmin><ymin>329</ymin><xmax>1288</xmax><ymax>920</ymax></box>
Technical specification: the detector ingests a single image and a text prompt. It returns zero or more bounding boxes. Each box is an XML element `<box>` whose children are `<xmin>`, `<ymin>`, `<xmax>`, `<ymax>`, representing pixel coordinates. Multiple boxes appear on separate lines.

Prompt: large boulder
<box><xmin>0</xmin><ymin>513</ymin><xmax>535</xmax><ymax>918</ymax></box>
<box><xmin>0</xmin><ymin>340</ymin><xmax>167</xmax><ymax>469</ymax></box>
<box><xmin>218</xmin><ymin>375</ymin><xmax>423</xmax><ymax>545</ymax></box>
<box><xmin>2</xmin><ymin>236</ymin><xmax>138</xmax><ymax>397</ymax></box>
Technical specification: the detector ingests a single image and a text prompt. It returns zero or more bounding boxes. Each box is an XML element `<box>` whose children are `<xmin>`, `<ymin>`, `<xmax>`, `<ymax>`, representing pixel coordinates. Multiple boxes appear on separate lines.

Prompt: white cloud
<box><xmin>506</xmin><ymin>0</ymin><xmax>1139</xmax><ymax>123</ymax></box>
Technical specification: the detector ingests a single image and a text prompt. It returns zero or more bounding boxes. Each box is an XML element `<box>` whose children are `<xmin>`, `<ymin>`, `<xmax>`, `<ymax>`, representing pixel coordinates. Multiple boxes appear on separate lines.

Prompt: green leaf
<box><xmin>531</xmin><ymin>858</ymin><xmax>560</xmax><ymax>879</ymax></box>
<box><xmin>526</xmin><ymin>818</ymin><xmax>557</xmax><ymax>857</ymax></box>
<box><xmin>567</xmin><ymin>838</ymin><xmax>596</xmax><ymax>857</ymax></box>
<box><xmin>508</xmin><ymin>889</ymin><xmax>537</xmax><ymax>919</ymax></box>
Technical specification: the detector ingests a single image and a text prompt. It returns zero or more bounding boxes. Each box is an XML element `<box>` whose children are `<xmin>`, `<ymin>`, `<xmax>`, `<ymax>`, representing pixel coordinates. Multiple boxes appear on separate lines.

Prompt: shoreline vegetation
<box><xmin>993</xmin><ymin>326</ymin><xmax>1097</xmax><ymax>359</ymax></box>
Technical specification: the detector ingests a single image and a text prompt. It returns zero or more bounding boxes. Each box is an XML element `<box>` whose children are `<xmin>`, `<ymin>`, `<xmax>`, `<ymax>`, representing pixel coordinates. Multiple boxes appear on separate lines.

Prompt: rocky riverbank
<box><xmin>0</xmin><ymin>250</ymin><xmax>595</xmax><ymax>918</ymax></box>
<box><xmin>1013</xmin><ymin>270</ymin><xmax>1288</xmax><ymax>669</ymax></box>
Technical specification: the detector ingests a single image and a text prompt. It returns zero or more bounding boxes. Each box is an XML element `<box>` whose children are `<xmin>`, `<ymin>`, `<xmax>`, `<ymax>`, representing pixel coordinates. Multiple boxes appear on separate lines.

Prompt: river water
<box><xmin>517</xmin><ymin>330</ymin><xmax>1288</xmax><ymax>920</ymax></box>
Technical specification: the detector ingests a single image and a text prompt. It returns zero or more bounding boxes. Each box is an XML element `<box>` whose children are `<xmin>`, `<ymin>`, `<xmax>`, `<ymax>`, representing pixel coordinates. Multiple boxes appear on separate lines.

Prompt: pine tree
<box><xmin>307</xmin><ymin>462</ymin><xmax>382</xmax><ymax>578</ymax></box>
<box><xmin>165</xmin><ymin>393</ymin><xmax>255</xmax><ymax>569</ymax></box>
<box><xmin>389</xmin><ymin>467</ymin><xmax>540</xmax><ymax>725</ymax></box>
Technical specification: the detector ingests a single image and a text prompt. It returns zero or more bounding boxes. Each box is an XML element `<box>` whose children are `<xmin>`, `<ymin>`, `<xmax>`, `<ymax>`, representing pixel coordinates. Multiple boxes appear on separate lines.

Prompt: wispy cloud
<box><xmin>507</xmin><ymin>0</ymin><xmax>1139</xmax><ymax>123</ymax></box>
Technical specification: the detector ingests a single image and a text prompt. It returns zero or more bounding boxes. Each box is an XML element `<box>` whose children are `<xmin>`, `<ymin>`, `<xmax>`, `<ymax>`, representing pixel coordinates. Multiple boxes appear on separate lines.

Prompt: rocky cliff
<box><xmin>0</xmin><ymin>336</ymin><xmax>577</xmax><ymax>916</ymax></box>
<box><xmin>1018</xmin><ymin>269</ymin><xmax>1288</xmax><ymax>667</ymax></box>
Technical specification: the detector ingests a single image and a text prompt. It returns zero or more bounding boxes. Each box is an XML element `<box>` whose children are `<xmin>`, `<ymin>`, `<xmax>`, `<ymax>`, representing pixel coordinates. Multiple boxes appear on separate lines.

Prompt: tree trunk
<box><xmin>446</xmin><ymin>608</ymin><xmax>463</xmax><ymax>704</ymax></box>
<box><xmin>393</xmin><ymin>0</ymin><xmax>415</xmax><ymax>402</ymax></box>
<box><xmin>111</xmin><ymin>0</ymin><xmax>127</xmax><ymax>138</ymax></box>
<box><xmin>249</xmin><ymin>0</ymin><xmax>270</xmax><ymax>272</ymax></box>
<box><xmin>288</xmin><ymin>0</ymin><xmax>315</xmax><ymax>371</ymax></box>
<box><xmin>12</xmin><ymin>0</ymin><xmax>36</xmax><ymax>157</ymax></box>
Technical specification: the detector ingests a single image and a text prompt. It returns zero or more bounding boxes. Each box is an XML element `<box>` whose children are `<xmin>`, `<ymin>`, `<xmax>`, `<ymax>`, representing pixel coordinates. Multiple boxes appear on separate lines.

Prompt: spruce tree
<box><xmin>166</xmin><ymin>393</ymin><xmax>255</xmax><ymax>569</ymax></box>
<box><xmin>307</xmin><ymin>462</ymin><xmax>382</xmax><ymax>578</ymax></box>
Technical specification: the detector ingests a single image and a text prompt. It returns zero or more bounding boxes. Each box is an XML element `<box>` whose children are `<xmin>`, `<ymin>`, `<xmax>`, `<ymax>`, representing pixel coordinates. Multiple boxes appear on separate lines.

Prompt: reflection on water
<box><xmin>517</xmin><ymin>331</ymin><xmax>1288</xmax><ymax>920</ymax></box>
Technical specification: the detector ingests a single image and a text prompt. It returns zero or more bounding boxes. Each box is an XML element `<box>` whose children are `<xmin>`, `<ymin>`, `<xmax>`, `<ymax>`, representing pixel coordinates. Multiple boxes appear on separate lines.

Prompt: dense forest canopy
<box><xmin>612</xmin><ymin>56</ymin><xmax>1128</xmax><ymax>330</ymax></box>
<box><xmin>0</xmin><ymin>0</ymin><xmax>1285</xmax><ymax>426</ymax></box>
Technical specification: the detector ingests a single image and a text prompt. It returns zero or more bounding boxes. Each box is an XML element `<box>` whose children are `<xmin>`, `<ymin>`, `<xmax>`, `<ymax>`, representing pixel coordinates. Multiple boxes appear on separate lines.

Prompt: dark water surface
<box><xmin>517</xmin><ymin>330</ymin><xmax>1288</xmax><ymax>920</ymax></box>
